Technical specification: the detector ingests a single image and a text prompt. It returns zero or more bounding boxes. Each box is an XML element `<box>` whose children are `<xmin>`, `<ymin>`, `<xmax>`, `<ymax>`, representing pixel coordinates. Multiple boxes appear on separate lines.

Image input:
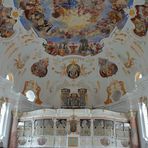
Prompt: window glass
<box><xmin>25</xmin><ymin>90</ymin><xmax>36</xmax><ymax>102</ymax></box>
<box><xmin>0</xmin><ymin>103</ymin><xmax>7</xmax><ymax>136</ymax></box>
<box><xmin>142</xmin><ymin>103</ymin><xmax>148</xmax><ymax>137</ymax></box>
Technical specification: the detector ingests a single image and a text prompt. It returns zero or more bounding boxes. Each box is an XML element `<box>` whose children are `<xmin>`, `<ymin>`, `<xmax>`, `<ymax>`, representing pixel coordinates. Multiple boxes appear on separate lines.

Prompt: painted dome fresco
<box><xmin>0</xmin><ymin>0</ymin><xmax>147</xmax><ymax>108</ymax></box>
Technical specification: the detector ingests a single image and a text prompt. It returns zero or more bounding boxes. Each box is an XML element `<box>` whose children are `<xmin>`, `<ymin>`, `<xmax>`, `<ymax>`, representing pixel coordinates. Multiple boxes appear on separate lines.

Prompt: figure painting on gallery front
<box><xmin>80</xmin><ymin>119</ymin><xmax>91</xmax><ymax>136</ymax></box>
<box><xmin>17</xmin><ymin>121</ymin><xmax>32</xmax><ymax>146</ymax></box>
<box><xmin>94</xmin><ymin>119</ymin><xmax>104</xmax><ymax>136</ymax></box>
<box><xmin>56</xmin><ymin>119</ymin><xmax>67</xmax><ymax>136</ymax></box>
<box><xmin>34</xmin><ymin>119</ymin><xmax>44</xmax><ymax>136</ymax></box>
<box><xmin>104</xmin><ymin>120</ymin><xmax>114</xmax><ymax>136</ymax></box>
<box><xmin>94</xmin><ymin>119</ymin><xmax>114</xmax><ymax>136</ymax></box>
<box><xmin>34</xmin><ymin>119</ymin><xmax>54</xmax><ymax>136</ymax></box>
<box><xmin>34</xmin><ymin>121</ymin><xmax>48</xmax><ymax>146</ymax></box>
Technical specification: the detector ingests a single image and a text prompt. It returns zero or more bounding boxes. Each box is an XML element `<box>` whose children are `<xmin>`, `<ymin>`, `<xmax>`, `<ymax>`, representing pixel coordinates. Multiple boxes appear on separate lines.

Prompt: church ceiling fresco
<box><xmin>0</xmin><ymin>2</ymin><xmax>17</xmax><ymax>38</ymax></box>
<box><xmin>0</xmin><ymin>0</ymin><xmax>147</xmax><ymax>107</ymax></box>
<box><xmin>14</xmin><ymin>0</ymin><xmax>132</xmax><ymax>56</ymax></box>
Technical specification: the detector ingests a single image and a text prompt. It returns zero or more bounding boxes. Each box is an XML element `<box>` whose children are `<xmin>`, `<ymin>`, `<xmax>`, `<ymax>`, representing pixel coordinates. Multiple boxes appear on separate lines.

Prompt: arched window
<box><xmin>6</xmin><ymin>73</ymin><xmax>14</xmax><ymax>83</ymax></box>
<box><xmin>135</xmin><ymin>72</ymin><xmax>142</xmax><ymax>82</ymax></box>
<box><xmin>138</xmin><ymin>97</ymin><xmax>148</xmax><ymax>147</ymax></box>
<box><xmin>25</xmin><ymin>90</ymin><xmax>36</xmax><ymax>102</ymax></box>
<box><xmin>142</xmin><ymin>102</ymin><xmax>148</xmax><ymax>137</ymax></box>
<box><xmin>0</xmin><ymin>101</ymin><xmax>7</xmax><ymax>136</ymax></box>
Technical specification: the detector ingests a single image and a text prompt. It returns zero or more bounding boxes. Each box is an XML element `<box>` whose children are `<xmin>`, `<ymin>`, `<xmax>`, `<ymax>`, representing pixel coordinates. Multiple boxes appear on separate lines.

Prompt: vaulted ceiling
<box><xmin>0</xmin><ymin>0</ymin><xmax>147</xmax><ymax>108</ymax></box>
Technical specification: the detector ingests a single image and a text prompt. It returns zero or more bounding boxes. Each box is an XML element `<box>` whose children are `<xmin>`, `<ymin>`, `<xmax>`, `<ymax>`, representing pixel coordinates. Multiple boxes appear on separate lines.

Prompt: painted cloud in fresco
<box><xmin>14</xmin><ymin>0</ymin><xmax>133</xmax><ymax>56</ymax></box>
<box><xmin>99</xmin><ymin>58</ymin><xmax>118</xmax><ymax>78</ymax></box>
<box><xmin>31</xmin><ymin>58</ymin><xmax>49</xmax><ymax>77</ymax></box>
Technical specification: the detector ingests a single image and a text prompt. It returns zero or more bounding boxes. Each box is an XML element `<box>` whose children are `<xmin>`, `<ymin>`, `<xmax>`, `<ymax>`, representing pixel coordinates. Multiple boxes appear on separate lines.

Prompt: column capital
<box><xmin>12</xmin><ymin>109</ymin><xmax>22</xmax><ymax>118</ymax></box>
<box><xmin>127</xmin><ymin>110</ymin><xmax>137</xmax><ymax>118</ymax></box>
<box><xmin>0</xmin><ymin>97</ymin><xmax>7</xmax><ymax>104</ymax></box>
<box><xmin>136</xmin><ymin>75</ymin><xmax>148</xmax><ymax>96</ymax></box>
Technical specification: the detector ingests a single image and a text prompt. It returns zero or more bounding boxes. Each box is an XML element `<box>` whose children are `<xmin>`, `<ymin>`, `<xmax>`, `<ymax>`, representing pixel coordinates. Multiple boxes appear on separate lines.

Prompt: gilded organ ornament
<box><xmin>70</xmin><ymin>119</ymin><xmax>77</xmax><ymax>133</ymax></box>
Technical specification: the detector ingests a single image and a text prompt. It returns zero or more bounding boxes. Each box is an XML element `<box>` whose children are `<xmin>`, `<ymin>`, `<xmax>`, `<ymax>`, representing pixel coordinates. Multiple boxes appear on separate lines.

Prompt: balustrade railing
<box><xmin>16</xmin><ymin>109</ymin><xmax>130</xmax><ymax>148</ymax></box>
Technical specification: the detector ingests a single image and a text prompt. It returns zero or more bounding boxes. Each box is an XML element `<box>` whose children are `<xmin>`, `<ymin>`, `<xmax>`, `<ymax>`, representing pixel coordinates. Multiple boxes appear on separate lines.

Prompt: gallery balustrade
<box><xmin>17</xmin><ymin>109</ymin><xmax>130</xmax><ymax>148</ymax></box>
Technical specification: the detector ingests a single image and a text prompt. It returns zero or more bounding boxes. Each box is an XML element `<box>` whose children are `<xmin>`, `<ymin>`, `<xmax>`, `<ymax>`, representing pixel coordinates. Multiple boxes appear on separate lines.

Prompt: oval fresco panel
<box><xmin>31</xmin><ymin>58</ymin><xmax>49</xmax><ymax>77</ymax></box>
<box><xmin>99</xmin><ymin>58</ymin><xmax>118</xmax><ymax>78</ymax></box>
